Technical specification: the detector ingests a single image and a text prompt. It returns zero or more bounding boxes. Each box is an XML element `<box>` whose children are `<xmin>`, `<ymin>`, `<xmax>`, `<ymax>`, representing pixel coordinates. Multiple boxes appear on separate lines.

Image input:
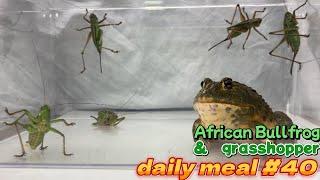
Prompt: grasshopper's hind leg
<box><xmin>4</xmin><ymin>110</ymin><xmax>30</xmax><ymax>154</ymax></box>
<box><xmin>225</xmin><ymin>4</ymin><xmax>244</xmax><ymax>25</ymax></box>
<box><xmin>241</xmin><ymin>6</ymin><xmax>257</xmax><ymax>49</ymax></box>
<box><xmin>269</xmin><ymin>38</ymin><xmax>285</xmax><ymax>58</ymax></box>
<box><xmin>269</xmin><ymin>38</ymin><xmax>301</xmax><ymax>74</ymax></box>
<box><xmin>14</xmin><ymin>124</ymin><xmax>26</xmax><ymax>157</ymax></box>
<box><xmin>227</xmin><ymin>38</ymin><xmax>233</xmax><ymax>49</ymax></box>
<box><xmin>100</xmin><ymin>47</ymin><xmax>119</xmax><ymax>73</ymax></box>
<box><xmin>289</xmin><ymin>53</ymin><xmax>302</xmax><ymax>75</ymax></box>
<box><xmin>242</xmin><ymin>28</ymin><xmax>251</xmax><ymax>49</ymax></box>
<box><xmin>226</xmin><ymin>30</ymin><xmax>233</xmax><ymax>49</ymax></box>
<box><xmin>49</xmin><ymin>128</ymin><xmax>73</xmax><ymax>156</ymax></box>
<box><xmin>99</xmin><ymin>52</ymin><xmax>103</xmax><ymax>73</ymax></box>
<box><xmin>80</xmin><ymin>32</ymin><xmax>92</xmax><ymax>73</ymax></box>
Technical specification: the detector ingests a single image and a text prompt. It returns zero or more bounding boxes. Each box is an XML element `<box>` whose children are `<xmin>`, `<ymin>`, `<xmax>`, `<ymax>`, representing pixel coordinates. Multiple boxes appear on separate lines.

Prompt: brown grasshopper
<box><xmin>209</xmin><ymin>4</ymin><xmax>267</xmax><ymax>51</ymax></box>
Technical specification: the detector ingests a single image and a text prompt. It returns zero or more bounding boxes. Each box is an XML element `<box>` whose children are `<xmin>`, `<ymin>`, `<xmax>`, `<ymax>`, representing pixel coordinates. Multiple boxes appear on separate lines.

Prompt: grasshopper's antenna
<box><xmin>282</xmin><ymin>0</ymin><xmax>288</xmax><ymax>12</ymax></box>
<box><xmin>306</xmin><ymin>0</ymin><xmax>317</xmax><ymax>13</ymax></box>
<box><xmin>293</xmin><ymin>0</ymin><xmax>308</xmax><ymax>15</ymax></box>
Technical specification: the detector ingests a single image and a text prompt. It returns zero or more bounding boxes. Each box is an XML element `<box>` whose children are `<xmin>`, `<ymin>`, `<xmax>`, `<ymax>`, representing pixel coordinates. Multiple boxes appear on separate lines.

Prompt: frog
<box><xmin>192</xmin><ymin>77</ymin><xmax>293</xmax><ymax>143</ymax></box>
<box><xmin>90</xmin><ymin>109</ymin><xmax>125</xmax><ymax>126</ymax></box>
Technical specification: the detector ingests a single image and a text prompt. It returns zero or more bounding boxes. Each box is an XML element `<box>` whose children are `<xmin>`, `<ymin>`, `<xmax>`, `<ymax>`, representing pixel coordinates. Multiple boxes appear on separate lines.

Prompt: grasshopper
<box><xmin>269</xmin><ymin>0</ymin><xmax>309</xmax><ymax>75</ymax></box>
<box><xmin>77</xmin><ymin>9</ymin><xmax>122</xmax><ymax>73</ymax></box>
<box><xmin>3</xmin><ymin>105</ymin><xmax>75</xmax><ymax>157</ymax></box>
<box><xmin>209</xmin><ymin>4</ymin><xmax>267</xmax><ymax>51</ymax></box>
<box><xmin>91</xmin><ymin>109</ymin><xmax>125</xmax><ymax>126</ymax></box>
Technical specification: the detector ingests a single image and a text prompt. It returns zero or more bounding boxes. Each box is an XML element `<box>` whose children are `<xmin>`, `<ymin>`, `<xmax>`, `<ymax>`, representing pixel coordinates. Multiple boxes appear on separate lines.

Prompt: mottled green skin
<box><xmin>284</xmin><ymin>12</ymin><xmax>300</xmax><ymax>54</ymax></box>
<box><xmin>273</xmin><ymin>111</ymin><xmax>293</xmax><ymax>127</ymax></box>
<box><xmin>91</xmin><ymin>110</ymin><xmax>125</xmax><ymax>126</ymax></box>
<box><xmin>193</xmin><ymin>77</ymin><xmax>293</xmax><ymax>141</ymax></box>
<box><xmin>194</xmin><ymin>77</ymin><xmax>274</xmax><ymax>122</ymax></box>
<box><xmin>3</xmin><ymin>105</ymin><xmax>75</xmax><ymax>156</ymax></box>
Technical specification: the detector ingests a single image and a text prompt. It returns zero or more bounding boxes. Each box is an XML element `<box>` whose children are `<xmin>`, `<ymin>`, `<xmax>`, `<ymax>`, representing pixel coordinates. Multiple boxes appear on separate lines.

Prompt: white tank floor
<box><xmin>0</xmin><ymin>110</ymin><xmax>318</xmax><ymax>168</ymax></box>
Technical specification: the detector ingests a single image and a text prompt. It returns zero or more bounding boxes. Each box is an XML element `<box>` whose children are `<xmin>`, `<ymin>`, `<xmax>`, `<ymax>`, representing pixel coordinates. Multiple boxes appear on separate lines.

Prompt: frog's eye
<box><xmin>223</xmin><ymin>78</ymin><xmax>233</xmax><ymax>90</ymax></box>
<box><xmin>201</xmin><ymin>78</ymin><xmax>214</xmax><ymax>89</ymax></box>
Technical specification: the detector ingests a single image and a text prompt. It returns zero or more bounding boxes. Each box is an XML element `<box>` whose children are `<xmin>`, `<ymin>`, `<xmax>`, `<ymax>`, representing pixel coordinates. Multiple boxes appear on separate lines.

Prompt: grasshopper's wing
<box><xmin>93</xmin><ymin>28</ymin><xmax>103</xmax><ymax>50</ymax></box>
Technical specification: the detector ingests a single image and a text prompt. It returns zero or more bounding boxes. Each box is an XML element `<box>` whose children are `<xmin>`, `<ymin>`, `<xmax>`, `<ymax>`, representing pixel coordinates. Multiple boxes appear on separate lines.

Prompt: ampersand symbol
<box><xmin>193</xmin><ymin>140</ymin><xmax>209</xmax><ymax>156</ymax></box>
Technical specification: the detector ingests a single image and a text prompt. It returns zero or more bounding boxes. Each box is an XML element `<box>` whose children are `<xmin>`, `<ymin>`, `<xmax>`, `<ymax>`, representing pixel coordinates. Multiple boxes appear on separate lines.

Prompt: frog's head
<box><xmin>89</xmin><ymin>13</ymin><xmax>98</xmax><ymax>22</ymax></box>
<box><xmin>195</xmin><ymin>77</ymin><xmax>270</xmax><ymax>109</ymax></box>
<box><xmin>39</xmin><ymin>105</ymin><xmax>50</xmax><ymax>121</ymax></box>
<box><xmin>194</xmin><ymin>77</ymin><xmax>274</xmax><ymax>128</ymax></box>
<box><xmin>197</xmin><ymin>77</ymin><xmax>236</xmax><ymax>103</ymax></box>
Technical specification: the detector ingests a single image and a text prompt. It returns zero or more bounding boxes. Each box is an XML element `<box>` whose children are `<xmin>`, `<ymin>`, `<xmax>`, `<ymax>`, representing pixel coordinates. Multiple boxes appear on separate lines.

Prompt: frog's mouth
<box><xmin>193</xmin><ymin>101</ymin><xmax>242</xmax><ymax>128</ymax></box>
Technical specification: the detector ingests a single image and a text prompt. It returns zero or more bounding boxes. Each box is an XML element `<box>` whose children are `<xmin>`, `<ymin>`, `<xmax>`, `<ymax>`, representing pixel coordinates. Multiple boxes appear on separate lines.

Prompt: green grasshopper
<box><xmin>3</xmin><ymin>105</ymin><xmax>75</xmax><ymax>157</ymax></box>
<box><xmin>91</xmin><ymin>110</ymin><xmax>125</xmax><ymax>126</ymax></box>
<box><xmin>209</xmin><ymin>4</ymin><xmax>267</xmax><ymax>51</ymax></box>
<box><xmin>269</xmin><ymin>0</ymin><xmax>309</xmax><ymax>75</ymax></box>
<box><xmin>77</xmin><ymin>9</ymin><xmax>122</xmax><ymax>73</ymax></box>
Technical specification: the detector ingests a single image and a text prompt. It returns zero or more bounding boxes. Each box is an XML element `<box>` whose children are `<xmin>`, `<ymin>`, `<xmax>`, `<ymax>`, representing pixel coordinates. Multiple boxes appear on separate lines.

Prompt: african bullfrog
<box><xmin>192</xmin><ymin>77</ymin><xmax>293</xmax><ymax>142</ymax></box>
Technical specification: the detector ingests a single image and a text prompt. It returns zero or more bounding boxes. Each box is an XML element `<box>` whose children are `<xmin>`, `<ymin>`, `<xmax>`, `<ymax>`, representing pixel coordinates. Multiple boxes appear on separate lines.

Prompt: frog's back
<box><xmin>229</xmin><ymin>81</ymin><xmax>274</xmax><ymax>121</ymax></box>
<box><xmin>273</xmin><ymin>111</ymin><xmax>293</xmax><ymax>126</ymax></box>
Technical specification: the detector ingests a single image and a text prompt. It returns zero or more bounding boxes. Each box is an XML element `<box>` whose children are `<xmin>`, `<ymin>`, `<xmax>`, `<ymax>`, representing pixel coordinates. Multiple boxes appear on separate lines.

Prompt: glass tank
<box><xmin>0</xmin><ymin>0</ymin><xmax>319</xmax><ymax>174</ymax></box>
